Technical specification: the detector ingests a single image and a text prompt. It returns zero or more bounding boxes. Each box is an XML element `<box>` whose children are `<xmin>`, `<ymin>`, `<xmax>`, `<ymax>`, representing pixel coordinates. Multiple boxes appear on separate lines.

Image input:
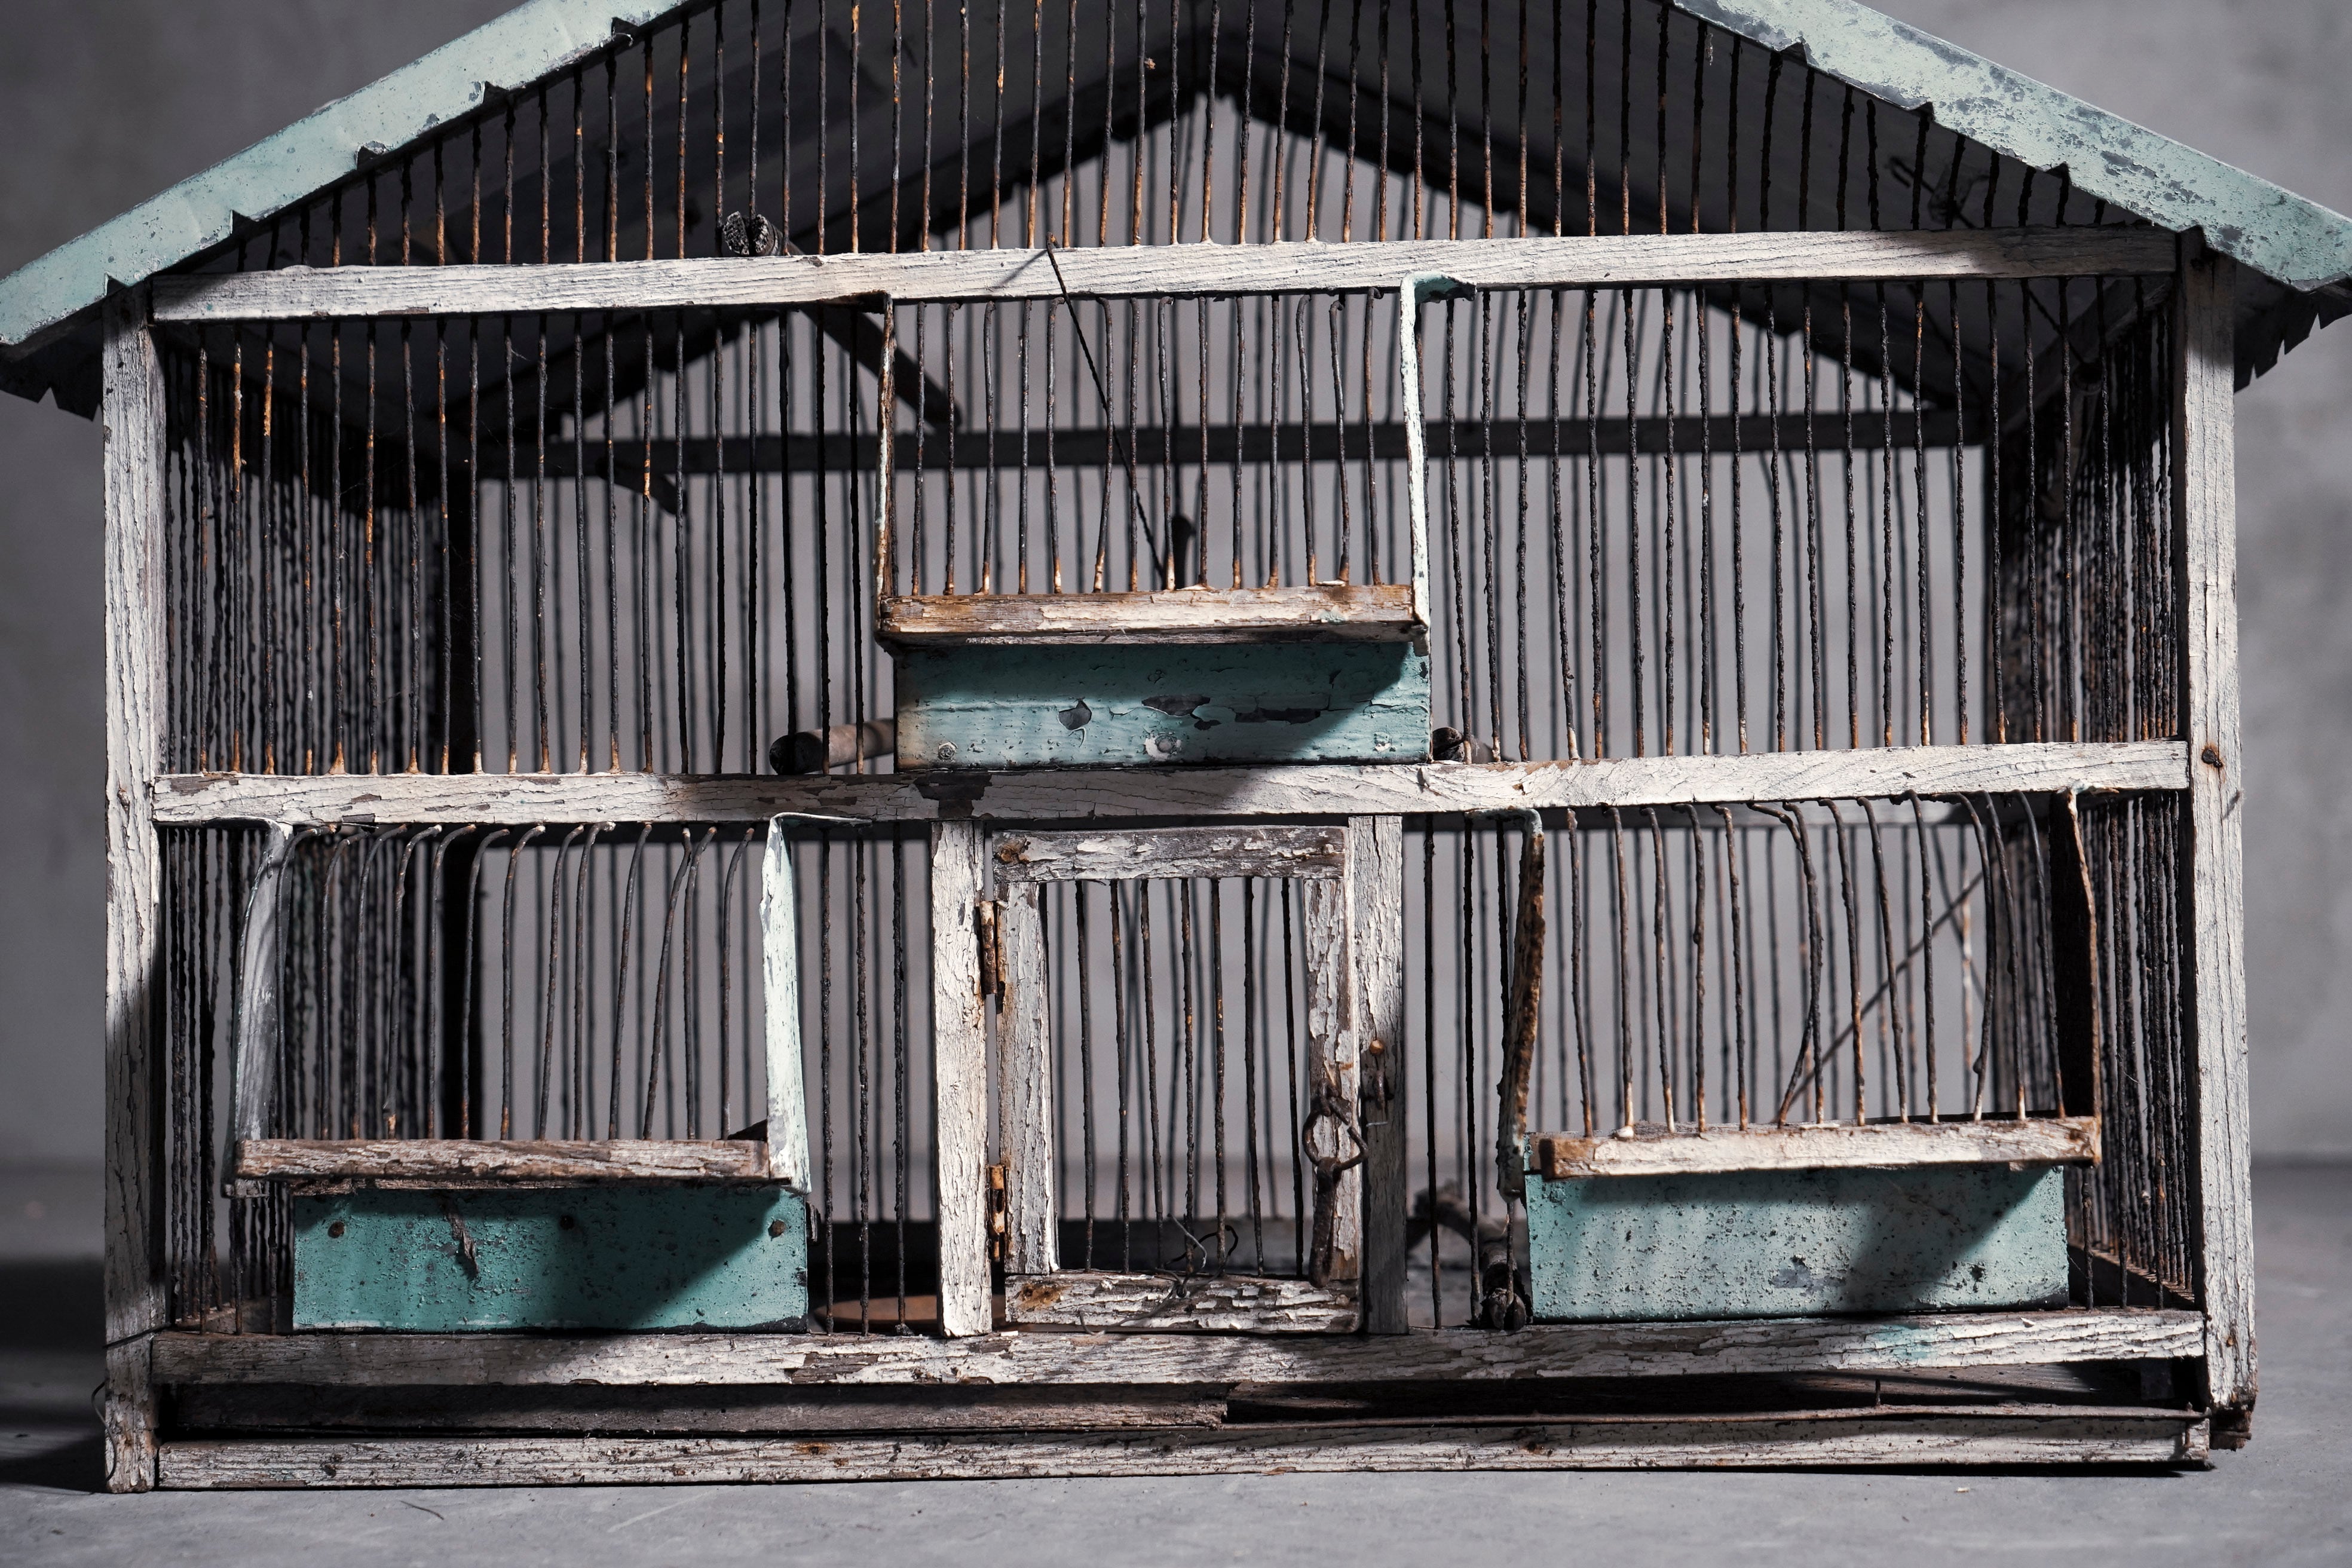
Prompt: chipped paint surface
<box><xmin>0</xmin><ymin>0</ymin><xmax>682</xmax><ymax>354</ymax></box>
<box><xmin>1526</xmin><ymin>1163</ymin><xmax>2066</xmax><ymax>1322</ymax></box>
<box><xmin>895</xmin><ymin>642</ymin><xmax>1433</xmax><ymax>768</ymax></box>
<box><xmin>292</xmin><ymin>1186</ymin><xmax>808</xmax><ymax>1331</ymax></box>
<box><xmin>1679</xmin><ymin>0</ymin><xmax>2352</xmax><ymax>292</ymax></box>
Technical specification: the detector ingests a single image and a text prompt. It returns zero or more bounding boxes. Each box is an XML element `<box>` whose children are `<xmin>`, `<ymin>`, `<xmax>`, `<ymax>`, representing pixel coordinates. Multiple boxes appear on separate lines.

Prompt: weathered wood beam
<box><xmin>1353</xmin><ymin>816</ymin><xmax>1410</xmax><ymax>1336</ymax></box>
<box><xmin>879</xmin><ymin>585</ymin><xmax>1419</xmax><ymax>646</ymax></box>
<box><xmin>151</xmin><ymin>229</ymin><xmax>2179</xmax><ymax>322</ymax></box>
<box><xmin>233</xmin><ymin>1138</ymin><xmax>771</xmax><ymax>1187</ymax></box>
<box><xmin>153</xmin><ymin>1408</ymin><xmax>2207</xmax><ymax>1485</ymax></box>
<box><xmin>152</xmin><ymin>740</ymin><xmax>2189</xmax><ymax>827</ymax></box>
<box><xmin>927</xmin><ymin>822</ymin><xmax>993</xmax><ymax>1338</ymax></box>
<box><xmin>148</xmin><ymin>1308</ymin><xmax>2207</xmax><ymax>1388</ymax></box>
<box><xmin>1533</xmin><ymin>1116</ymin><xmax>2099</xmax><ymax>1181</ymax></box>
<box><xmin>101</xmin><ymin>286</ymin><xmax>166</xmax><ymax>1495</ymax></box>
<box><xmin>991</xmin><ymin>825</ymin><xmax>1348</xmax><ymax>884</ymax></box>
<box><xmin>1004</xmin><ymin>1272</ymin><xmax>1359</xmax><ymax>1333</ymax></box>
<box><xmin>2176</xmin><ymin>244</ymin><xmax>2256</xmax><ymax>1444</ymax></box>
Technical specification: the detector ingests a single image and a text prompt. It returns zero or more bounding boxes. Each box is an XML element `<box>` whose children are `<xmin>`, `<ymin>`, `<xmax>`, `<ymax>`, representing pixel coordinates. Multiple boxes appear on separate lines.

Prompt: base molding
<box><xmin>155</xmin><ymin>1408</ymin><xmax>2209</xmax><ymax>1487</ymax></box>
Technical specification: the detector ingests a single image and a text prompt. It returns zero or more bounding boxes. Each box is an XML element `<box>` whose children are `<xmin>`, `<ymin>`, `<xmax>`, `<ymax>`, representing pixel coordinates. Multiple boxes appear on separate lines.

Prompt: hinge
<box><xmin>986</xmin><ymin>1162</ymin><xmax>1009</xmax><ymax>1262</ymax></box>
<box><xmin>976</xmin><ymin>898</ymin><xmax>1003</xmax><ymax>999</ymax></box>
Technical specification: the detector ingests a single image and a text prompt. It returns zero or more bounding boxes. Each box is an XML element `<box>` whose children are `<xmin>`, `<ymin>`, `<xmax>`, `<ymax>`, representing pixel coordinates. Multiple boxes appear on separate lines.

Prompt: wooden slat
<box><xmin>996</xmin><ymin>881</ymin><xmax>1057</xmax><ymax>1276</ymax></box>
<box><xmin>149</xmin><ymin>1308</ymin><xmax>2209</xmax><ymax>1388</ymax></box>
<box><xmin>174</xmin><ymin>1383</ymin><xmax>1228</xmax><ymax>1436</ymax></box>
<box><xmin>154</xmin><ymin>1409</ymin><xmax>2207</xmax><ymax>1486</ymax></box>
<box><xmin>234</xmin><ymin>1138</ymin><xmax>770</xmax><ymax>1186</ymax></box>
<box><xmin>992</xmin><ymin>824</ymin><xmax>1347</xmax><ymax>884</ymax></box>
<box><xmin>1352</xmin><ymin>817</ymin><xmax>1410</xmax><ymax>1335</ymax></box>
<box><xmin>100</xmin><ymin>286</ymin><xmax>166</xmax><ymax>1495</ymax></box>
<box><xmin>150</xmin><ymin>228</ymin><xmax>2181</xmax><ymax>322</ymax></box>
<box><xmin>149</xmin><ymin>740</ymin><xmax>2189</xmax><ymax>827</ymax></box>
<box><xmin>1005</xmin><ymin>1272</ymin><xmax>1359</xmax><ymax>1333</ymax></box>
<box><xmin>927</xmin><ymin>822</ymin><xmax>993</xmax><ymax>1337</ymax></box>
<box><xmin>1302</xmin><ymin>875</ymin><xmax>1361</xmax><ymax>1287</ymax></box>
<box><xmin>880</xmin><ymin>584</ymin><xmax>1418</xmax><ymax>645</ymax></box>
<box><xmin>2175</xmin><ymin>243</ymin><xmax>2256</xmax><ymax>1442</ymax></box>
<box><xmin>1533</xmin><ymin>1116</ymin><xmax>2101</xmax><ymax>1180</ymax></box>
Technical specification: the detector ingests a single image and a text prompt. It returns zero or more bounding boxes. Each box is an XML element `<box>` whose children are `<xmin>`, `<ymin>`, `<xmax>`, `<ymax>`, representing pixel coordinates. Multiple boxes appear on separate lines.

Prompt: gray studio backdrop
<box><xmin>2</xmin><ymin>1</ymin><xmax>2347</xmax><ymax>1228</ymax></box>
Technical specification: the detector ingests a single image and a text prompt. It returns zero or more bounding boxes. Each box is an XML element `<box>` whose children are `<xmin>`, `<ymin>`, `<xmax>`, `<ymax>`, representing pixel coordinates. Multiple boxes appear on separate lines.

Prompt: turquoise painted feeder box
<box><xmin>895</xmin><ymin>641</ymin><xmax>1431</xmax><ymax>768</ymax></box>
<box><xmin>1524</xmin><ymin>1163</ymin><xmax>2069</xmax><ymax>1322</ymax></box>
<box><xmin>292</xmin><ymin>1186</ymin><xmax>809</xmax><ymax>1331</ymax></box>
<box><xmin>871</xmin><ymin>277</ymin><xmax>1465</xmax><ymax>770</ymax></box>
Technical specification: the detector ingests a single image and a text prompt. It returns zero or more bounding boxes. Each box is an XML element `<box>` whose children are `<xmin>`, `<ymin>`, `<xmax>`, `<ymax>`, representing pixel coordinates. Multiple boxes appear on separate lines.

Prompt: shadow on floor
<box><xmin>0</xmin><ymin>1260</ymin><xmax>105</xmax><ymax>1493</ymax></box>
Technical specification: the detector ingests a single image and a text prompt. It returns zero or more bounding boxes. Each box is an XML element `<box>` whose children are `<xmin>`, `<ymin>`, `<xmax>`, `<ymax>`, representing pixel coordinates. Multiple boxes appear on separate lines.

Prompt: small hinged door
<box><xmin>985</xmin><ymin>824</ymin><xmax>1380</xmax><ymax>1332</ymax></box>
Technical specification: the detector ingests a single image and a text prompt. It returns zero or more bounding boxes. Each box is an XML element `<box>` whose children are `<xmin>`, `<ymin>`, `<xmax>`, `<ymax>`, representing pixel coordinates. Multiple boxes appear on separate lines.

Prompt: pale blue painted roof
<box><xmin>5</xmin><ymin>0</ymin><xmax>2351</xmax><ymax>411</ymax></box>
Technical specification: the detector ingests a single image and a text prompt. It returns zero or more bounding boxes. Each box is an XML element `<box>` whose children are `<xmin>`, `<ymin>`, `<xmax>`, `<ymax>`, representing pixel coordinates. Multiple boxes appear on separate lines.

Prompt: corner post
<box><xmin>101</xmin><ymin>284</ymin><xmax>167</xmax><ymax>1491</ymax></box>
<box><xmin>2173</xmin><ymin>237</ymin><xmax>2253</xmax><ymax>1443</ymax></box>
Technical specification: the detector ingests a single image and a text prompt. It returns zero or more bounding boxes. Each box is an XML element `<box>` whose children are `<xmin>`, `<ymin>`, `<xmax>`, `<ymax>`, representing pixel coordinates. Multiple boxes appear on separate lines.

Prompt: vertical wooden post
<box><xmin>996</xmin><ymin>881</ymin><xmax>1057</xmax><ymax>1275</ymax></box>
<box><xmin>1351</xmin><ymin>817</ymin><xmax>1408</xmax><ymax>1333</ymax></box>
<box><xmin>2173</xmin><ymin>240</ymin><xmax>2255</xmax><ymax>1443</ymax></box>
<box><xmin>929</xmin><ymin>820</ymin><xmax>993</xmax><ymax>1336</ymax></box>
<box><xmin>101</xmin><ymin>285</ymin><xmax>166</xmax><ymax>1492</ymax></box>
<box><xmin>1301</xmin><ymin>872</ymin><xmax>1361</xmax><ymax>1288</ymax></box>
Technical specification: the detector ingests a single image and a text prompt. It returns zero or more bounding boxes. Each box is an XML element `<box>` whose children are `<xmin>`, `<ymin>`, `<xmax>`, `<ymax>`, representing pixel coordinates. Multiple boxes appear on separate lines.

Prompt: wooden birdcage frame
<box><xmin>90</xmin><ymin>212</ymin><xmax>2247</xmax><ymax>1486</ymax></box>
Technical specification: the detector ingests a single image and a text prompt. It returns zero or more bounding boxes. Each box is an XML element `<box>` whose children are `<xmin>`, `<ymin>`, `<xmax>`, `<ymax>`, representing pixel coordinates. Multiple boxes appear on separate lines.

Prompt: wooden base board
<box><xmin>152</xmin><ymin>1309</ymin><xmax>2206</xmax><ymax>1388</ymax></box>
<box><xmin>154</xmin><ymin>1408</ymin><xmax>2207</xmax><ymax>1486</ymax></box>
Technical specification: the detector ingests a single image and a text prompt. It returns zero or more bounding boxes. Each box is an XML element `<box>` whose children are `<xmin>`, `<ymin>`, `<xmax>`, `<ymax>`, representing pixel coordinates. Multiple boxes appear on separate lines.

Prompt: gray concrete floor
<box><xmin>4</xmin><ymin>1166</ymin><xmax>2347</xmax><ymax>1566</ymax></box>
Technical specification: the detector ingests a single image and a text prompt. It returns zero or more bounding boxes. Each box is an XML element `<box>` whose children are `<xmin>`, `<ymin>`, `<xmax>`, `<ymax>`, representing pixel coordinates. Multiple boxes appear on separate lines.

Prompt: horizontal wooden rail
<box><xmin>879</xmin><ymin>584</ymin><xmax>1419</xmax><ymax>645</ymax></box>
<box><xmin>235</xmin><ymin>1138</ymin><xmax>771</xmax><ymax>1187</ymax></box>
<box><xmin>152</xmin><ymin>228</ymin><xmax>2178</xmax><ymax>321</ymax></box>
<box><xmin>1005</xmin><ymin>1272</ymin><xmax>1359</xmax><ymax>1333</ymax></box>
<box><xmin>149</xmin><ymin>1307</ymin><xmax>2206</xmax><ymax>1387</ymax></box>
<box><xmin>1532</xmin><ymin>1116</ymin><xmax>2099</xmax><ymax>1181</ymax></box>
<box><xmin>152</xmin><ymin>740</ymin><xmax>2188</xmax><ymax>827</ymax></box>
<box><xmin>154</xmin><ymin>1408</ymin><xmax>2208</xmax><ymax>1484</ymax></box>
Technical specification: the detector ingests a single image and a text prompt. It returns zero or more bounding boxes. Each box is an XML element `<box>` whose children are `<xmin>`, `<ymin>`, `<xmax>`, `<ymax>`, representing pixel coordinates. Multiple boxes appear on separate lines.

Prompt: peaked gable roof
<box><xmin>5</xmin><ymin>0</ymin><xmax>2349</xmax><ymax>414</ymax></box>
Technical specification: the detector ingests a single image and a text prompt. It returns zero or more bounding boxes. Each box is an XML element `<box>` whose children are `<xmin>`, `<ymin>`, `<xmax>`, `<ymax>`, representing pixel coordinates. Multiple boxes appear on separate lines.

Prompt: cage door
<box><xmin>988</xmin><ymin>825</ymin><xmax>1367</xmax><ymax>1332</ymax></box>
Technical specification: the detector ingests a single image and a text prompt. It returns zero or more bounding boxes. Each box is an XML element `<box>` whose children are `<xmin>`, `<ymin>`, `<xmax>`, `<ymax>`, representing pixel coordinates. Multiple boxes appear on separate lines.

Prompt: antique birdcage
<box><xmin>10</xmin><ymin>0</ymin><xmax>2342</xmax><ymax>1489</ymax></box>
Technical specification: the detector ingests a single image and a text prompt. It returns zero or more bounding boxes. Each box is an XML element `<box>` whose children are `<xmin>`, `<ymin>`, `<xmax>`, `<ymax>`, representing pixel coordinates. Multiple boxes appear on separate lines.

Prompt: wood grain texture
<box><xmin>1005</xmin><ymin>1272</ymin><xmax>1360</xmax><ymax>1333</ymax></box>
<box><xmin>992</xmin><ymin>825</ymin><xmax>1346</xmax><ymax>884</ymax></box>
<box><xmin>236</xmin><ymin>1138</ymin><xmax>771</xmax><ymax>1186</ymax></box>
<box><xmin>927</xmin><ymin>823</ymin><xmax>993</xmax><ymax>1336</ymax></box>
<box><xmin>1352</xmin><ymin>818</ymin><xmax>1410</xmax><ymax>1335</ymax></box>
<box><xmin>154</xmin><ymin>1408</ymin><xmax>2206</xmax><ymax>1486</ymax></box>
<box><xmin>151</xmin><ymin>740</ymin><xmax>2191</xmax><ymax>828</ymax></box>
<box><xmin>2175</xmin><ymin>243</ymin><xmax>2256</xmax><ymax>1437</ymax></box>
<box><xmin>101</xmin><ymin>287</ymin><xmax>166</xmax><ymax>1494</ymax></box>
<box><xmin>150</xmin><ymin>1308</ymin><xmax>2207</xmax><ymax>1388</ymax></box>
<box><xmin>880</xmin><ymin>585</ymin><xmax>1418</xmax><ymax>645</ymax></box>
<box><xmin>149</xmin><ymin>229</ymin><xmax>2180</xmax><ymax>323</ymax></box>
<box><xmin>1302</xmin><ymin>876</ymin><xmax>1362</xmax><ymax>1287</ymax></box>
<box><xmin>996</xmin><ymin>881</ymin><xmax>1057</xmax><ymax>1275</ymax></box>
<box><xmin>1533</xmin><ymin>1116</ymin><xmax>2100</xmax><ymax>1179</ymax></box>
<box><xmin>175</xmin><ymin>1383</ymin><xmax>1227</xmax><ymax>1436</ymax></box>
